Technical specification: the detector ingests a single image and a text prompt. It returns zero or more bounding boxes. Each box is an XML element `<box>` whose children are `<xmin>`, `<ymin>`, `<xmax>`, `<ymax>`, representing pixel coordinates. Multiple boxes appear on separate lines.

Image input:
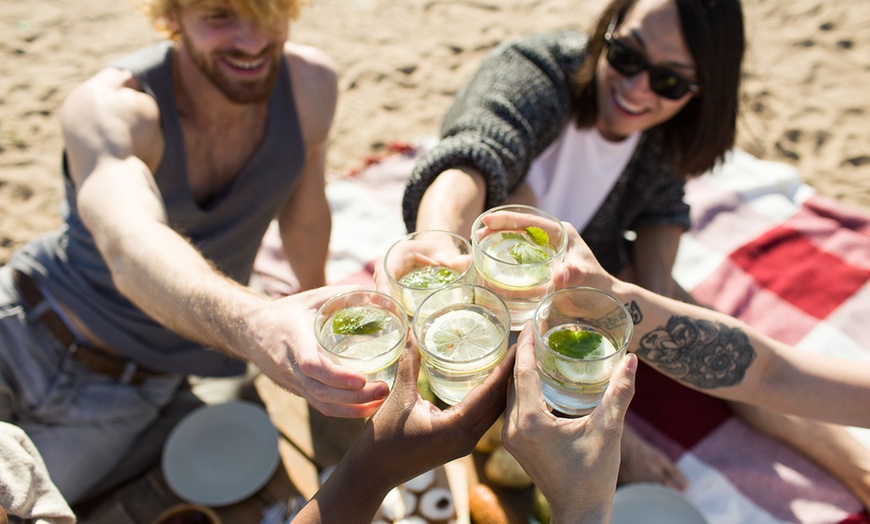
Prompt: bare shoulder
<box><xmin>283</xmin><ymin>42</ymin><xmax>338</xmax><ymax>145</ymax></box>
<box><xmin>283</xmin><ymin>41</ymin><xmax>338</xmax><ymax>90</ymax></box>
<box><xmin>63</xmin><ymin>67</ymin><xmax>160</xmax><ymax>138</ymax></box>
<box><xmin>62</xmin><ymin>67</ymin><xmax>163</xmax><ymax>174</ymax></box>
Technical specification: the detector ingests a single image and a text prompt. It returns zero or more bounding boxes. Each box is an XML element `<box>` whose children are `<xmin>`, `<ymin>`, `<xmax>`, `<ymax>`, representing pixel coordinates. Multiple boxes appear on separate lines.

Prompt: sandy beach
<box><xmin>2</xmin><ymin>0</ymin><xmax>870</xmax><ymax>263</ymax></box>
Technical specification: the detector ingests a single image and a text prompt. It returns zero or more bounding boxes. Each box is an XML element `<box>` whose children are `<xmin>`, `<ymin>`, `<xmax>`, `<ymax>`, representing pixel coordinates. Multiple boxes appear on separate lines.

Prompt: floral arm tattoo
<box><xmin>626</xmin><ymin>301</ymin><xmax>756</xmax><ymax>389</ymax></box>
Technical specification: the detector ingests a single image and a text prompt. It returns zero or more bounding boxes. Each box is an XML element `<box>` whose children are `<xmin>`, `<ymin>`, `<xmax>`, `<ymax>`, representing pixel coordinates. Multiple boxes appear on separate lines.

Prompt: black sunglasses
<box><xmin>603</xmin><ymin>20</ymin><xmax>700</xmax><ymax>100</ymax></box>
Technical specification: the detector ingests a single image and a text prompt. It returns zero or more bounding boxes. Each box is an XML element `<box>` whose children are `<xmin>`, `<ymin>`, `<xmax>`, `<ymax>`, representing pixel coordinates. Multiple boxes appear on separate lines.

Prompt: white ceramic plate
<box><xmin>611</xmin><ymin>483</ymin><xmax>707</xmax><ymax>524</ymax></box>
<box><xmin>162</xmin><ymin>400</ymin><xmax>280</xmax><ymax>507</ymax></box>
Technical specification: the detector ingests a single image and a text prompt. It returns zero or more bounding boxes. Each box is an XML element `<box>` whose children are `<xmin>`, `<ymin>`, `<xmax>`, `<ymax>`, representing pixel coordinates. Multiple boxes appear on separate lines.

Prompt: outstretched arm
<box><xmin>62</xmin><ymin>67</ymin><xmax>384</xmax><ymax>418</ymax></box>
<box><xmin>403</xmin><ymin>31</ymin><xmax>586</xmax><ymax>234</ymax></box>
<box><xmin>556</xmin><ymin>223</ymin><xmax>870</xmax><ymax>428</ymax></box>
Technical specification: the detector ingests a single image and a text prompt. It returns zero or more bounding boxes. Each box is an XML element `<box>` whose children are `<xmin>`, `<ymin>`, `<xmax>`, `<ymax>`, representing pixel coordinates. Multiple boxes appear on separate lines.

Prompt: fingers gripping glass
<box><xmin>603</xmin><ymin>20</ymin><xmax>700</xmax><ymax>100</ymax></box>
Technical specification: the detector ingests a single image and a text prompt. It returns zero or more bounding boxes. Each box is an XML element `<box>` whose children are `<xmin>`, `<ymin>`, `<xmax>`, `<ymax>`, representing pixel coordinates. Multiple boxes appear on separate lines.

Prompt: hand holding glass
<box><xmin>471</xmin><ymin>205</ymin><xmax>567</xmax><ymax>330</ymax></box>
<box><xmin>413</xmin><ymin>284</ymin><xmax>510</xmax><ymax>405</ymax></box>
<box><xmin>314</xmin><ymin>290</ymin><xmax>408</xmax><ymax>389</ymax></box>
<box><xmin>383</xmin><ymin>230</ymin><xmax>473</xmax><ymax>317</ymax></box>
<box><xmin>533</xmin><ymin>286</ymin><xmax>633</xmax><ymax>416</ymax></box>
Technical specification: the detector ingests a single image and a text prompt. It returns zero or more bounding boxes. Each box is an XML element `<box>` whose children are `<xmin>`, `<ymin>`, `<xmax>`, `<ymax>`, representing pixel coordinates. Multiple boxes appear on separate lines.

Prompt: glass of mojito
<box><xmin>471</xmin><ymin>204</ymin><xmax>568</xmax><ymax>330</ymax></box>
<box><xmin>315</xmin><ymin>290</ymin><xmax>408</xmax><ymax>388</ymax></box>
<box><xmin>413</xmin><ymin>284</ymin><xmax>510</xmax><ymax>405</ymax></box>
<box><xmin>383</xmin><ymin>230</ymin><xmax>474</xmax><ymax>317</ymax></box>
<box><xmin>533</xmin><ymin>286</ymin><xmax>633</xmax><ymax>417</ymax></box>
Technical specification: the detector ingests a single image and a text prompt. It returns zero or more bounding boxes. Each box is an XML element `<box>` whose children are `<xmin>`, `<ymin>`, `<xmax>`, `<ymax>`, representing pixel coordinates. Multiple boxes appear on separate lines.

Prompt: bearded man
<box><xmin>0</xmin><ymin>0</ymin><xmax>387</xmax><ymax>514</ymax></box>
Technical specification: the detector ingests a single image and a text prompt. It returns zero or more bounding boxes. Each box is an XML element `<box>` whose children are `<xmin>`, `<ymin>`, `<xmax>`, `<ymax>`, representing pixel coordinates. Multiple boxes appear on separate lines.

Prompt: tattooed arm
<box><xmin>631</xmin><ymin>310</ymin><xmax>757</xmax><ymax>390</ymax></box>
<box><xmin>555</xmin><ymin>223</ymin><xmax>870</xmax><ymax>428</ymax></box>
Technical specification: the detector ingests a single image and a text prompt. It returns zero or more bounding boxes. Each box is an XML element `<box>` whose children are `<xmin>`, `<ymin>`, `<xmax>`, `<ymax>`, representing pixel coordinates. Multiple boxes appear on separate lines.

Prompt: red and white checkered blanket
<box><xmin>253</xmin><ymin>146</ymin><xmax>870</xmax><ymax>524</ymax></box>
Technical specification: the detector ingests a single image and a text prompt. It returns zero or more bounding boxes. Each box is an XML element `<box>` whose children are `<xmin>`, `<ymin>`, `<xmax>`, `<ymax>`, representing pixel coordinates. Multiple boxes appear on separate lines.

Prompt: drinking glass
<box><xmin>471</xmin><ymin>204</ymin><xmax>567</xmax><ymax>330</ymax></box>
<box><xmin>314</xmin><ymin>290</ymin><xmax>407</xmax><ymax>388</ymax></box>
<box><xmin>383</xmin><ymin>230</ymin><xmax>474</xmax><ymax>317</ymax></box>
<box><xmin>413</xmin><ymin>284</ymin><xmax>510</xmax><ymax>405</ymax></box>
<box><xmin>533</xmin><ymin>286</ymin><xmax>633</xmax><ymax>417</ymax></box>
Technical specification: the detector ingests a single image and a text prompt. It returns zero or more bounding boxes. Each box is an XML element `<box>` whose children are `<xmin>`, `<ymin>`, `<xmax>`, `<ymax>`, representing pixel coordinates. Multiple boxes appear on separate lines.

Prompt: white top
<box><xmin>527</xmin><ymin>125</ymin><xmax>640</xmax><ymax>231</ymax></box>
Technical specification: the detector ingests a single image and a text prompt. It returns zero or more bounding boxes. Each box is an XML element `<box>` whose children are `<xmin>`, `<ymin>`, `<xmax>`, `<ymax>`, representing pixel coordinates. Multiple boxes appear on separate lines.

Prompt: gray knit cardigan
<box><xmin>402</xmin><ymin>30</ymin><xmax>691</xmax><ymax>274</ymax></box>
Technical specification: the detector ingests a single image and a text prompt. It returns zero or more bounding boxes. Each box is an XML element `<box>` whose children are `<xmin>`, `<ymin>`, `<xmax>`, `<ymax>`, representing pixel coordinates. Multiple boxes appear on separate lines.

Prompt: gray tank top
<box><xmin>10</xmin><ymin>42</ymin><xmax>306</xmax><ymax>376</ymax></box>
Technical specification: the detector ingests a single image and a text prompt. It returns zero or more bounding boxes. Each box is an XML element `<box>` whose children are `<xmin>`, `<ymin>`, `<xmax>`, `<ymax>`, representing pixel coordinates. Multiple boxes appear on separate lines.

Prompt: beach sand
<box><xmin>2</xmin><ymin>0</ymin><xmax>869</xmax><ymax>263</ymax></box>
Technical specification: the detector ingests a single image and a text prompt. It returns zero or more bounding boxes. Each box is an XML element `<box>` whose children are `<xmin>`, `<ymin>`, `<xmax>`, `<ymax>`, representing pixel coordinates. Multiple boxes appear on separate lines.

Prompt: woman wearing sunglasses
<box><xmin>401</xmin><ymin>0</ymin><xmax>870</xmax><ymax>507</ymax></box>
<box><xmin>403</xmin><ymin>0</ymin><xmax>738</xmax><ymax>299</ymax></box>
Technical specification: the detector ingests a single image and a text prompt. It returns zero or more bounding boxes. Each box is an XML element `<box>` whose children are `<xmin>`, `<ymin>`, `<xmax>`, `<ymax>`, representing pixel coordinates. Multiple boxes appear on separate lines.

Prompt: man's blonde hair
<box><xmin>133</xmin><ymin>0</ymin><xmax>308</xmax><ymax>38</ymax></box>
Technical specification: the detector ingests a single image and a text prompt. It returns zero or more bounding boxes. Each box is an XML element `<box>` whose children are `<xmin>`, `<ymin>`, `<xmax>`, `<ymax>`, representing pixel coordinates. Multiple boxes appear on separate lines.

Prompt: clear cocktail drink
<box><xmin>413</xmin><ymin>284</ymin><xmax>510</xmax><ymax>405</ymax></box>
<box><xmin>471</xmin><ymin>205</ymin><xmax>567</xmax><ymax>330</ymax></box>
<box><xmin>533</xmin><ymin>287</ymin><xmax>633</xmax><ymax>416</ymax></box>
<box><xmin>383</xmin><ymin>230</ymin><xmax>473</xmax><ymax>317</ymax></box>
<box><xmin>315</xmin><ymin>290</ymin><xmax>408</xmax><ymax>388</ymax></box>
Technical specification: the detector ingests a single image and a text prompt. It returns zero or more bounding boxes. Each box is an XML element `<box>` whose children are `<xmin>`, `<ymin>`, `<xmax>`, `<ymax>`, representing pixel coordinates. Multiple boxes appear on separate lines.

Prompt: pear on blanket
<box><xmin>484</xmin><ymin>445</ymin><xmax>533</xmax><ymax>489</ymax></box>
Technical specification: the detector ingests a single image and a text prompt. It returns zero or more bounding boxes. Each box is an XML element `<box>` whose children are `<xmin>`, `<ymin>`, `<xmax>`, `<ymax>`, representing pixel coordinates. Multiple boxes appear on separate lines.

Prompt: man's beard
<box><xmin>182</xmin><ymin>33</ymin><xmax>280</xmax><ymax>104</ymax></box>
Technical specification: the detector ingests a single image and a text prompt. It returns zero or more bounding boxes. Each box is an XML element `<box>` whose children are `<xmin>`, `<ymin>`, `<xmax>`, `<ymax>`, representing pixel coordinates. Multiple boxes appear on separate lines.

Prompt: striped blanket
<box><xmin>253</xmin><ymin>146</ymin><xmax>870</xmax><ymax>524</ymax></box>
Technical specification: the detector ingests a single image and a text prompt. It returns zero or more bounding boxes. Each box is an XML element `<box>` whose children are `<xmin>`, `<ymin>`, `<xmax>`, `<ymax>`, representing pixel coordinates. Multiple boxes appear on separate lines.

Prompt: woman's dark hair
<box><xmin>572</xmin><ymin>0</ymin><xmax>745</xmax><ymax>177</ymax></box>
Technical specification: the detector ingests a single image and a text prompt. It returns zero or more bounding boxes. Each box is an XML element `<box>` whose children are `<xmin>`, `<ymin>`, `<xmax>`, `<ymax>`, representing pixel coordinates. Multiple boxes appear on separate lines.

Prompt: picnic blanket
<box><xmin>253</xmin><ymin>145</ymin><xmax>870</xmax><ymax>524</ymax></box>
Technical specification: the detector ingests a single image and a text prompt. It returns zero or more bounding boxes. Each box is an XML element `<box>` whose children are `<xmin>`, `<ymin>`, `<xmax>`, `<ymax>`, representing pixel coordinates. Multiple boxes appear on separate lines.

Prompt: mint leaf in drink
<box><xmin>547</xmin><ymin>329</ymin><xmax>603</xmax><ymax>359</ymax></box>
<box><xmin>332</xmin><ymin>307</ymin><xmax>388</xmax><ymax>335</ymax></box>
<box><xmin>509</xmin><ymin>241</ymin><xmax>549</xmax><ymax>264</ymax></box>
<box><xmin>525</xmin><ymin>226</ymin><xmax>550</xmax><ymax>247</ymax></box>
<box><xmin>399</xmin><ymin>265</ymin><xmax>458</xmax><ymax>289</ymax></box>
<box><xmin>501</xmin><ymin>232</ymin><xmax>525</xmax><ymax>242</ymax></box>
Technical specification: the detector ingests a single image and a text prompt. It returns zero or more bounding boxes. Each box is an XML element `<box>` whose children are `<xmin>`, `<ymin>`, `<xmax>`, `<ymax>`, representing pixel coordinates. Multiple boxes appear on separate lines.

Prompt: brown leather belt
<box><xmin>12</xmin><ymin>269</ymin><xmax>165</xmax><ymax>386</ymax></box>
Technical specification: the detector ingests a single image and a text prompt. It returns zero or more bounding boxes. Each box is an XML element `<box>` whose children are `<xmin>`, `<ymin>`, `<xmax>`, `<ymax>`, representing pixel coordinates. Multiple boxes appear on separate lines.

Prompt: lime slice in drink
<box><xmin>486</xmin><ymin>263</ymin><xmax>550</xmax><ymax>289</ymax></box>
<box><xmin>482</xmin><ymin>234</ymin><xmax>551</xmax><ymax>289</ymax></box>
<box><xmin>545</xmin><ymin>329</ymin><xmax>615</xmax><ymax>382</ymax></box>
<box><xmin>399</xmin><ymin>265</ymin><xmax>459</xmax><ymax>289</ymax></box>
<box><xmin>424</xmin><ymin>309</ymin><xmax>501</xmax><ymax>361</ymax></box>
<box><xmin>332</xmin><ymin>306</ymin><xmax>389</xmax><ymax>336</ymax></box>
<box><xmin>336</xmin><ymin>329</ymin><xmax>403</xmax><ymax>359</ymax></box>
<box><xmin>553</xmin><ymin>359</ymin><xmax>608</xmax><ymax>383</ymax></box>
